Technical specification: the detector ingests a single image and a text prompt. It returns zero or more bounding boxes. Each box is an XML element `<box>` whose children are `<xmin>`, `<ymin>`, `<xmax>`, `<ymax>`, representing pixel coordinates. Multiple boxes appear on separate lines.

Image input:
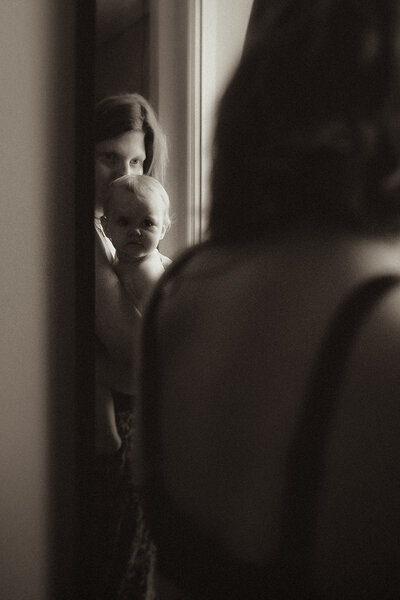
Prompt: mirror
<box><xmin>93</xmin><ymin>1</ymin><xmax>253</xmax><ymax>596</ymax></box>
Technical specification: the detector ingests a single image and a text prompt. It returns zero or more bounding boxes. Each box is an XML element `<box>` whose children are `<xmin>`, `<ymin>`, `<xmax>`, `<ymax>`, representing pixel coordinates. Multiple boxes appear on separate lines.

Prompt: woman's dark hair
<box><xmin>94</xmin><ymin>93</ymin><xmax>168</xmax><ymax>184</ymax></box>
<box><xmin>210</xmin><ymin>0</ymin><xmax>400</xmax><ymax>240</ymax></box>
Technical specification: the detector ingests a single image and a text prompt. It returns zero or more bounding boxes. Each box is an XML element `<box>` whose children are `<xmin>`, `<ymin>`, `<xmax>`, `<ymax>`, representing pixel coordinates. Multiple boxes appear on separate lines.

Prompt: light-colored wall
<box><xmin>0</xmin><ymin>2</ymin><xmax>76</xmax><ymax>598</ymax></box>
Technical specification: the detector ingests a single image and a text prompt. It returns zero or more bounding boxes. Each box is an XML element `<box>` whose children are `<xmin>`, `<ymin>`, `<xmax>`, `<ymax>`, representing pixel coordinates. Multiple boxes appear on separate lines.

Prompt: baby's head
<box><xmin>101</xmin><ymin>174</ymin><xmax>171</xmax><ymax>261</ymax></box>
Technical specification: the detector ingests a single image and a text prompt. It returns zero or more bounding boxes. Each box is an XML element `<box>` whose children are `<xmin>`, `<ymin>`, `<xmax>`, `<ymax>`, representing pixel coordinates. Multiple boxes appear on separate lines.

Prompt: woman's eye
<box><xmin>101</xmin><ymin>153</ymin><xmax>114</xmax><ymax>162</ymax></box>
<box><xmin>130</xmin><ymin>158</ymin><xmax>143</xmax><ymax>168</ymax></box>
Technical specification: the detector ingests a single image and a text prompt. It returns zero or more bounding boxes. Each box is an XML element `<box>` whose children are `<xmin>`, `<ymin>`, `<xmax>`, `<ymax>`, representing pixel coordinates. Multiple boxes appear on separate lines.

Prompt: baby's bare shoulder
<box><xmin>160</xmin><ymin>253</ymin><xmax>172</xmax><ymax>268</ymax></box>
<box><xmin>137</xmin><ymin>252</ymin><xmax>166</xmax><ymax>275</ymax></box>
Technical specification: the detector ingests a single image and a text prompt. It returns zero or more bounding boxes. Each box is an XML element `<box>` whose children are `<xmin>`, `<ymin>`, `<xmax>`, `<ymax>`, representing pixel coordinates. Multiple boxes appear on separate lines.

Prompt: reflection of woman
<box><xmin>141</xmin><ymin>1</ymin><xmax>400</xmax><ymax>598</ymax></box>
<box><xmin>94</xmin><ymin>93</ymin><xmax>167</xmax><ymax>600</ymax></box>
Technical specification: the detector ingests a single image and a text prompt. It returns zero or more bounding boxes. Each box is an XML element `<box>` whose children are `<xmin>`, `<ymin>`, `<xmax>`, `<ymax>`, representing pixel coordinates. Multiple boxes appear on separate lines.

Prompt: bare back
<box><xmin>142</xmin><ymin>231</ymin><xmax>400</xmax><ymax>597</ymax></box>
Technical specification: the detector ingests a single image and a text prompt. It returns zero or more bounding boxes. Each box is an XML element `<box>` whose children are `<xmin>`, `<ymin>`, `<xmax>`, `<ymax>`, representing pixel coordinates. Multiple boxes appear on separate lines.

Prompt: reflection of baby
<box><xmin>97</xmin><ymin>174</ymin><xmax>172</xmax><ymax>453</ymax></box>
<box><xmin>101</xmin><ymin>174</ymin><xmax>172</xmax><ymax>312</ymax></box>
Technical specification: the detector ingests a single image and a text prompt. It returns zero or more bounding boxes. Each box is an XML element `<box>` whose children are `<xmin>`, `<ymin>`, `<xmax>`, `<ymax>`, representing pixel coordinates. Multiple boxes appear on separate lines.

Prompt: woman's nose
<box><xmin>113</xmin><ymin>161</ymin><xmax>130</xmax><ymax>178</ymax></box>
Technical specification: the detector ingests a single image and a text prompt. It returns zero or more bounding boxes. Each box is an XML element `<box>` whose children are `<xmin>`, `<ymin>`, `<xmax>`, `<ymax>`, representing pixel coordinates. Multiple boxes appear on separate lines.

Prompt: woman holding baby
<box><xmin>93</xmin><ymin>93</ymin><xmax>169</xmax><ymax>600</ymax></box>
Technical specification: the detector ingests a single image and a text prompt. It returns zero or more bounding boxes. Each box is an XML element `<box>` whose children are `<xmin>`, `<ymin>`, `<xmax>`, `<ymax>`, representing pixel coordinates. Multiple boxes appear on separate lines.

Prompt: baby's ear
<box><xmin>100</xmin><ymin>215</ymin><xmax>110</xmax><ymax>238</ymax></box>
<box><xmin>159</xmin><ymin>223</ymin><xmax>167</xmax><ymax>240</ymax></box>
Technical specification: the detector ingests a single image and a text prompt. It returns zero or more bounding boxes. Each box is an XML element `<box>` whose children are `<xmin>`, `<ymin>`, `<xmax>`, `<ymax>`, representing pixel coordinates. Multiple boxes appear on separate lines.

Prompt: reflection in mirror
<box><xmin>96</xmin><ymin>0</ymin><xmax>150</xmax><ymax>100</ymax></box>
<box><xmin>96</xmin><ymin>0</ymin><xmax>253</xmax><ymax>258</ymax></box>
<box><xmin>93</xmin><ymin>1</ymin><xmax>253</xmax><ymax>597</ymax></box>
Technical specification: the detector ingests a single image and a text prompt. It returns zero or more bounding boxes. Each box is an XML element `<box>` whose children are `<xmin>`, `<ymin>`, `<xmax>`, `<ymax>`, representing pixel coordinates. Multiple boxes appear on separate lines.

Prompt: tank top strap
<box><xmin>275</xmin><ymin>274</ymin><xmax>400</xmax><ymax>595</ymax></box>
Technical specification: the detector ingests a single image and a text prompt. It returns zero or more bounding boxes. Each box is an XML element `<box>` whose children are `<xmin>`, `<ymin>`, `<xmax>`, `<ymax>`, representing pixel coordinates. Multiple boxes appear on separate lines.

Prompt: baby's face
<box><xmin>103</xmin><ymin>187</ymin><xmax>166</xmax><ymax>260</ymax></box>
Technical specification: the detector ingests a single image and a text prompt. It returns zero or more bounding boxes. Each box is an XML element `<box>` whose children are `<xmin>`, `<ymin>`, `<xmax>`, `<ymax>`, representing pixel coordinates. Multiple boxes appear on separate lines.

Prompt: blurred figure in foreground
<box><xmin>140</xmin><ymin>1</ymin><xmax>400</xmax><ymax>598</ymax></box>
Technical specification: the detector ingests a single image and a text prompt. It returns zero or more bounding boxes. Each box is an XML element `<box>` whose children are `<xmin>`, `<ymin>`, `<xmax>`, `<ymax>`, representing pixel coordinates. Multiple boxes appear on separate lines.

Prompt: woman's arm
<box><xmin>96</xmin><ymin>342</ymin><xmax>137</xmax><ymax>395</ymax></box>
<box><xmin>95</xmin><ymin>233</ymin><xmax>141</xmax><ymax>364</ymax></box>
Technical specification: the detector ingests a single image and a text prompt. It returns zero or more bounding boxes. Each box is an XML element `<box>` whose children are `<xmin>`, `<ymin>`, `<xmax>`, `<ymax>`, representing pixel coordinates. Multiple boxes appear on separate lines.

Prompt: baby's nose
<box><xmin>129</xmin><ymin>227</ymin><xmax>141</xmax><ymax>237</ymax></box>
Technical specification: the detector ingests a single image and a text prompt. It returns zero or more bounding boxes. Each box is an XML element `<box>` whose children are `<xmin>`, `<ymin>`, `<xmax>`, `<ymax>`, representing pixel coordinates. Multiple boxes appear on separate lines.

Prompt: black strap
<box><xmin>141</xmin><ymin>261</ymin><xmax>400</xmax><ymax>599</ymax></box>
<box><xmin>275</xmin><ymin>274</ymin><xmax>400</xmax><ymax>596</ymax></box>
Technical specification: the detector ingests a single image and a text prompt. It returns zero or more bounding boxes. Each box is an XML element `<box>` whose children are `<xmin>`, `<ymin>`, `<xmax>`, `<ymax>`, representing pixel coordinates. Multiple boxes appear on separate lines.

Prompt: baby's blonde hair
<box><xmin>104</xmin><ymin>174</ymin><xmax>171</xmax><ymax>231</ymax></box>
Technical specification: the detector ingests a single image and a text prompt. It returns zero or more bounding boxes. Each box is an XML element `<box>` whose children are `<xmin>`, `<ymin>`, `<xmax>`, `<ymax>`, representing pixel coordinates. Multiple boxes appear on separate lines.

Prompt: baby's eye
<box><xmin>142</xmin><ymin>218</ymin><xmax>154</xmax><ymax>228</ymax></box>
<box><xmin>117</xmin><ymin>216</ymin><xmax>129</xmax><ymax>226</ymax></box>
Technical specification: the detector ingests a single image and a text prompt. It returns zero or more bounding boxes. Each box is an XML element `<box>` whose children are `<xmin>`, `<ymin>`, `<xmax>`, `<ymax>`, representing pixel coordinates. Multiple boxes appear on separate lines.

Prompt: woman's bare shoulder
<box><xmin>343</xmin><ymin>281</ymin><xmax>400</xmax><ymax>407</ymax></box>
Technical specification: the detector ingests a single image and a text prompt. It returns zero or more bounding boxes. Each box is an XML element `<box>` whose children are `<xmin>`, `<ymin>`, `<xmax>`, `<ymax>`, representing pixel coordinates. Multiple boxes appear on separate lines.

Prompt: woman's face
<box><xmin>95</xmin><ymin>130</ymin><xmax>146</xmax><ymax>217</ymax></box>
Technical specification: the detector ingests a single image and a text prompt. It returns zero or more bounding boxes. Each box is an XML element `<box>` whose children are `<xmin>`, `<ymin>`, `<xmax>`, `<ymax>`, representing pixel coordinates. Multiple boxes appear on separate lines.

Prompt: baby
<box><xmin>97</xmin><ymin>174</ymin><xmax>172</xmax><ymax>453</ymax></box>
<box><xmin>101</xmin><ymin>173</ymin><xmax>172</xmax><ymax>312</ymax></box>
